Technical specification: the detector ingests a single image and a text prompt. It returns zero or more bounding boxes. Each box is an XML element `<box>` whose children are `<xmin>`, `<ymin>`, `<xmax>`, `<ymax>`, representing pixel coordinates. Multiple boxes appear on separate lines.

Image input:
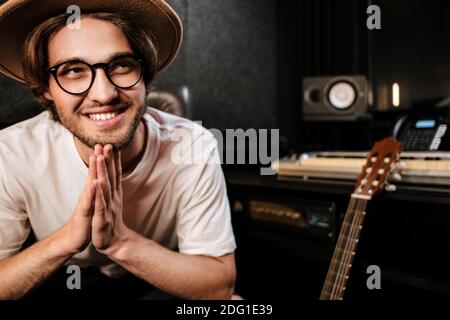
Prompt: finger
<box><xmin>96</xmin><ymin>155</ymin><xmax>111</xmax><ymax>205</ymax></box>
<box><xmin>103</xmin><ymin>144</ymin><xmax>116</xmax><ymax>192</ymax></box>
<box><xmin>94</xmin><ymin>179</ymin><xmax>107</xmax><ymax>216</ymax></box>
<box><xmin>78</xmin><ymin>180</ymin><xmax>96</xmax><ymax>216</ymax></box>
<box><xmin>114</xmin><ymin>150</ymin><xmax>122</xmax><ymax>192</ymax></box>
<box><xmin>87</xmin><ymin>155</ymin><xmax>97</xmax><ymax>182</ymax></box>
<box><xmin>94</xmin><ymin>144</ymin><xmax>103</xmax><ymax>157</ymax></box>
<box><xmin>92</xmin><ymin>180</ymin><xmax>109</xmax><ymax>246</ymax></box>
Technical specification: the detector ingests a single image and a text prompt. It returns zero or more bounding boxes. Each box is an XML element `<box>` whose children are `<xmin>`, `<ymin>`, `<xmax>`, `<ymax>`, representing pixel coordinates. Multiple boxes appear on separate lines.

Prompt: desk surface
<box><xmin>225</xmin><ymin>171</ymin><xmax>450</xmax><ymax>205</ymax></box>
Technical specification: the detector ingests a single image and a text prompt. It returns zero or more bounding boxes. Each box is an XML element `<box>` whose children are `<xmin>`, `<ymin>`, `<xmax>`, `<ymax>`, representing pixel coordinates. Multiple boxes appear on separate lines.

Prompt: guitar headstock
<box><xmin>353</xmin><ymin>137</ymin><xmax>403</xmax><ymax>199</ymax></box>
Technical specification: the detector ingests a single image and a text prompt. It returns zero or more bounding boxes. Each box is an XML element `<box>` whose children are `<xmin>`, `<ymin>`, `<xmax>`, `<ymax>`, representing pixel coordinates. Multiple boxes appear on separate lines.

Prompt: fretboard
<box><xmin>319</xmin><ymin>196</ymin><xmax>369</xmax><ymax>300</ymax></box>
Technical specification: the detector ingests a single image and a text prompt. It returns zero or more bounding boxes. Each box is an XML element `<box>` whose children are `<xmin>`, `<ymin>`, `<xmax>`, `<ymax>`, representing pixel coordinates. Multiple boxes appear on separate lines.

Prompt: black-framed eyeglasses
<box><xmin>48</xmin><ymin>55</ymin><xmax>144</xmax><ymax>95</ymax></box>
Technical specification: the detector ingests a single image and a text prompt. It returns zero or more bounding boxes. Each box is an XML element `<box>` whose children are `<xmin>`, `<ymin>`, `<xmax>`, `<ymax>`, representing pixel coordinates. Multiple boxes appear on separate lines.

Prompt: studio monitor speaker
<box><xmin>302</xmin><ymin>75</ymin><xmax>370</xmax><ymax>121</ymax></box>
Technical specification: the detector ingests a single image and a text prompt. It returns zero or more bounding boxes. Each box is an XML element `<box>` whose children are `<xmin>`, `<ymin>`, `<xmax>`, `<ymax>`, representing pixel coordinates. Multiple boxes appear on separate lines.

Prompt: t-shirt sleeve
<box><xmin>0</xmin><ymin>153</ymin><xmax>30</xmax><ymax>259</ymax></box>
<box><xmin>175</xmin><ymin>131</ymin><xmax>237</xmax><ymax>257</ymax></box>
<box><xmin>0</xmin><ymin>200</ymin><xmax>30</xmax><ymax>259</ymax></box>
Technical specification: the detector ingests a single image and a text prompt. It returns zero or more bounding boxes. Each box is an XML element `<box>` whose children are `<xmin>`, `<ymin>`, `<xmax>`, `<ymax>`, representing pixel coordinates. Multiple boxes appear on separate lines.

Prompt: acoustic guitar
<box><xmin>319</xmin><ymin>137</ymin><xmax>402</xmax><ymax>300</ymax></box>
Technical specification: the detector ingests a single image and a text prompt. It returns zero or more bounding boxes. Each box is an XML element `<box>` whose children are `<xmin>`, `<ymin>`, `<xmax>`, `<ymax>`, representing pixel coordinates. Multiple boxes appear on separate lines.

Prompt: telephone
<box><xmin>393</xmin><ymin>114</ymin><xmax>450</xmax><ymax>151</ymax></box>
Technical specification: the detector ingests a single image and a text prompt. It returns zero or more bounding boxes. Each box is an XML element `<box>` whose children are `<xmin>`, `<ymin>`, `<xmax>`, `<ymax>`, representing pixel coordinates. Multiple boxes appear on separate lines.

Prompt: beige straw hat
<box><xmin>0</xmin><ymin>0</ymin><xmax>183</xmax><ymax>82</ymax></box>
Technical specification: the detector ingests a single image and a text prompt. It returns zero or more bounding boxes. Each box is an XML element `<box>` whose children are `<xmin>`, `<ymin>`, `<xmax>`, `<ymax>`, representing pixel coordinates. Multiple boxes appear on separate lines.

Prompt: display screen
<box><xmin>415</xmin><ymin>120</ymin><xmax>436</xmax><ymax>129</ymax></box>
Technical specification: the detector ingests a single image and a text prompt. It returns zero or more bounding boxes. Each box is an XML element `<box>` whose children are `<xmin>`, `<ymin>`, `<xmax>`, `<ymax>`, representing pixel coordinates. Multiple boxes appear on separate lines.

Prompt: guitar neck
<box><xmin>319</xmin><ymin>196</ymin><xmax>369</xmax><ymax>300</ymax></box>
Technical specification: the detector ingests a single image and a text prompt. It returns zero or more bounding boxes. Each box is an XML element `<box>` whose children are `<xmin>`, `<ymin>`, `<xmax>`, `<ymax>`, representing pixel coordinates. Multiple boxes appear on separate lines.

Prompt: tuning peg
<box><xmin>392</xmin><ymin>173</ymin><xmax>402</xmax><ymax>181</ymax></box>
<box><xmin>385</xmin><ymin>184</ymin><xmax>397</xmax><ymax>192</ymax></box>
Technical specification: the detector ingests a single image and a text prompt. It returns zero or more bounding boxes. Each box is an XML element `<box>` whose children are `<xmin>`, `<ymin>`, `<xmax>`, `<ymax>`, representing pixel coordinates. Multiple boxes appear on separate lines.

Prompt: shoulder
<box><xmin>143</xmin><ymin>108</ymin><xmax>222</xmax><ymax>189</ymax></box>
<box><xmin>0</xmin><ymin>111</ymin><xmax>62</xmax><ymax>161</ymax></box>
<box><xmin>144</xmin><ymin>107</ymin><xmax>217</xmax><ymax>155</ymax></box>
<box><xmin>144</xmin><ymin>107</ymin><xmax>213</xmax><ymax>139</ymax></box>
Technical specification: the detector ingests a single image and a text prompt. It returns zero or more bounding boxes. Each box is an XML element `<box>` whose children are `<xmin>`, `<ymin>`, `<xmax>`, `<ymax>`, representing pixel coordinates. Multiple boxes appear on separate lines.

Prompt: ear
<box><xmin>44</xmin><ymin>91</ymin><xmax>54</xmax><ymax>101</ymax></box>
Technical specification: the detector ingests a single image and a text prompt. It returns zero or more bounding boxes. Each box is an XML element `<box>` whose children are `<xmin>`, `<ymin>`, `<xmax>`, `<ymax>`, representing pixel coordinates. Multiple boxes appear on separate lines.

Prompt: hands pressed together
<box><xmin>61</xmin><ymin>144</ymin><xmax>131</xmax><ymax>257</ymax></box>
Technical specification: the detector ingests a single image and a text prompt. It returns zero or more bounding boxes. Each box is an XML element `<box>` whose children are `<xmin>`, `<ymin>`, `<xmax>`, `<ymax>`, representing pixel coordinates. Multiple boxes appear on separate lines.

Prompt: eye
<box><xmin>61</xmin><ymin>67</ymin><xmax>85</xmax><ymax>76</ymax></box>
<box><xmin>109</xmin><ymin>58</ymin><xmax>139</xmax><ymax>74</ymax></box>
<box><xmin>110</xmin><ymin>62</ymin><xmax>132</xmax><ymax>73</ymax></box>
<box><xmin>58</xmin><ymin>63</ymin><xmax>90</xmax><ymax>78</ymax></box>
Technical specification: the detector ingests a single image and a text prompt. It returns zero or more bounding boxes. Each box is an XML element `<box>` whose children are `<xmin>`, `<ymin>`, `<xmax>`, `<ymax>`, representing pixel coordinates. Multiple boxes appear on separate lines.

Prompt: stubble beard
<box><xmin>56</xmin><ymin>102</ymin><xmax>146</xmax><ymax>151</ymax></box>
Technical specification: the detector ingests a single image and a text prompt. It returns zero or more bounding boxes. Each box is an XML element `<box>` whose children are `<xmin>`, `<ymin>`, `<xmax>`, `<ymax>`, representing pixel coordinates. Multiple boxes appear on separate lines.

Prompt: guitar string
<box><xmin>332</xmin><ymin>198</ymin><xmax>365</xmax><ymax>299</ymax></box>
<box><xmin>323</xmin><ymin>198</ymin><xmax>354</xmax><ymax>299</ymax></box>
<box><xmin>342</xmin><ymin>200</ymin><xmax>367</xmax><ymax>298</ymax></box>
<box><xmin>330</xmin><ymin>197</ymin><xmax>359</xmax><ymax>299</ymax></box>
<box><xmin>331</xmin><ymin>156</ymin><xmax>375</xmax><ymax>298</ymax></box>
<box><xmin>333</xmin><ymin>199</ymin><xmax>367</xmax><ymax>299</ymax></box>
<box><xmin>327</xmin><ymin>197</ymin><xmax>357</xmax><ymax>299</ymax></box>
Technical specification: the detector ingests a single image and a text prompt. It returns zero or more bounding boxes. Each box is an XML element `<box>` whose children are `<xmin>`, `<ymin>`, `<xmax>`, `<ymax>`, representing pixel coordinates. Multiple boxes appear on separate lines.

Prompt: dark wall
<box><xmin>0</xmin><ymin>0</ymin><xmax>40</xmax><ymax>128</ymax></box>
<box><xmin>0</xmin><ymin>76</ymin><xmax>40</xmax><ymax>128</ymax></box>
<box><xmin>371</xmin><ymin>0</ymin><xmax>450</xmax><ymax>111</ymax></box>
<box><xmin>153</xmin><ymin>0</ymin><xmax>188</xmax><ymax>88</ymax></box>
<box><xmin>162</xmin><ymin>0</ymin><xmax>278</xmax><ymax>130</ymax></box>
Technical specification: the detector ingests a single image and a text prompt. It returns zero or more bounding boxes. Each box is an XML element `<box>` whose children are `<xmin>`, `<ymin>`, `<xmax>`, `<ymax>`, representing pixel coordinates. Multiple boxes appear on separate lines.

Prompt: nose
<box><xmin>87</xmin><ymin>68</ymin><xmax>119</xmax><ymax>104</ymax></box>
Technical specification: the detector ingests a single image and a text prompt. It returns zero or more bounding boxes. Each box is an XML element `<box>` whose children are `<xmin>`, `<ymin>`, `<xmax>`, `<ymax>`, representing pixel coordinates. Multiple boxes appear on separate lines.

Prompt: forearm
<box><xmin>107</xmin><ymin>231</ymin><xmax>236</xmax><ymax>300</ymax></box>
<box><xmin>0</xmin><ymin>228</ymin><xmax>72</xmax><ymax>299</ymax></box>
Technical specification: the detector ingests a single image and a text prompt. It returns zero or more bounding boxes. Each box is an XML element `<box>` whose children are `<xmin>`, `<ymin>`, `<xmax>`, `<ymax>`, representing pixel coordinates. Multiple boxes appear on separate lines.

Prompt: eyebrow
<box><xmin>51</xmin><ymin>51</ymin><xmax>135</xmax><ymax>67</ymax></box>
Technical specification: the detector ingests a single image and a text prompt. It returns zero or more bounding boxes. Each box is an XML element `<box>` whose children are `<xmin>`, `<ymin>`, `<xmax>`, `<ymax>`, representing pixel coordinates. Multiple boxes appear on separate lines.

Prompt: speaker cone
<box><xmin>327</xmin><ymin>81</ymin><xmax>356</xmax><ymax>110</ymax></box>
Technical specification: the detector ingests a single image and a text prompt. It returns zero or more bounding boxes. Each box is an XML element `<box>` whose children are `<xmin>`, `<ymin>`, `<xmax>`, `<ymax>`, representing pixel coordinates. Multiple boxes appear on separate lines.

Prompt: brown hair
<box><xmin>22</xmin><ymin>12</ymin><xmax>158</xmax><ymax>121</ymax></box>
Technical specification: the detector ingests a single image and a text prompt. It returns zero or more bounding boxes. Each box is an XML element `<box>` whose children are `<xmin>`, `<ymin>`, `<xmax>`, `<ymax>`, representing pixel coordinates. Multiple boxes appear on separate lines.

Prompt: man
<box><xmin>0</xmin><ymin>0</ymin><xmax>236</xmax><ymax>299</ymax></box>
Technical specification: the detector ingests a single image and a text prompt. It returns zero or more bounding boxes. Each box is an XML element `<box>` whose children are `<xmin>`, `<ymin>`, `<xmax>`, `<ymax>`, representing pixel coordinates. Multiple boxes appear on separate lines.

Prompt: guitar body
<box><xmin>320</xmin><ymin>137</ymin><xmax>402</xmax><ymax>300</ymax></box>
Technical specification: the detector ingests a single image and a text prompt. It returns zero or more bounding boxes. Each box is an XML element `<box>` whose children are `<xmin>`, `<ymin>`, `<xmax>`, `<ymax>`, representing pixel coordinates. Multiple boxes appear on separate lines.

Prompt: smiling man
<box><xmin>0</xmin><ymin>0</ymin><xmax>236</xmax><ymax>300</ymax></box>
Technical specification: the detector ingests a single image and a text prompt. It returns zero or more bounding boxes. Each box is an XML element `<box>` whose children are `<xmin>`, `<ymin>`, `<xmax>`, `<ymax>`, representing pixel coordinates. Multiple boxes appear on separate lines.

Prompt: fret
<box><xmin>330</xmin><ymin>235</ymin><xmax>364</xmax><ymax>261</ymax></box>
<box><xmin>331</xmin><ymin>246</ymin><xmax>357</xmax><ymax>259</ymax></box>
<box><xmin>320</xmin><ymin>288</ymin><xmax>332</xmax><ymax>296</ymax></box>
<box><xmin>323</xmin><ymin>271</ymin><xmax>351</xmax><ymax>284</ymax></box>
<box><xmin>330</xmin><ymin>254</ymin><xmax>355</xmax><ymax>270</ymax></box>
<box><xmin>327</xmin><ymin>261</ymin><xmax>353</xmax><ymax>278</ymax></box>
<box><xmin>320</xmin><ymin>284</ymin><xmax>346</xmax><ymax>300</ymax></box>
<box><xmin>333</xmin><ymin>233</ymin><xmax>362</xmax><ymax>246</ymax></box>
<box><xmin>340</xmin><ymin>217</ymin><xmax>366</xmax><ymax>230</ymax></box>
<box><xmin>322</xmin><ymin>268</ymin><xmax>352</xmax><ymax>296</ymax></box>
<box><xmin>332</xmin><ymin>245</ymin><xmax>357</xmax><ymax>254</ymax></box>
<box><xmin>334</xmin><ymin>203</ymin><xmax>367</xmax><ymax>244</ymax></box>
<box><xmin>320</xmin><ymin>285</ymin><xmax>345</xmax><ymax>298</ymax></box>
<box><xmin>326</xmin><ymin>271</ymin><xmax>351</xmax><ymax>283</ymax></box>
<box><xmin>320</xmin><ymin>287</ymin><xmax>342</xmax><ymax>299</ymax></box>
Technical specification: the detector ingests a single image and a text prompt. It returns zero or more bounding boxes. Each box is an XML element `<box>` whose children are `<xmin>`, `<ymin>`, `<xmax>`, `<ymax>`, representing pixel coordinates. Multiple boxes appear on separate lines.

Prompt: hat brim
<box><xmin>0</xmin><ymin>0</ymin><xmax>183</xmax><ymax>83</ymax></box>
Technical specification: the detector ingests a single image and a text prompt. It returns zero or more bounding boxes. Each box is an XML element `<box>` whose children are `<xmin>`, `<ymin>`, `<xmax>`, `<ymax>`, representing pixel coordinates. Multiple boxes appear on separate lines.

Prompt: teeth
<box><xmin>88</xmin><ymin>112</ymin><xmax>119</xmax><ymax>121</ymax></box>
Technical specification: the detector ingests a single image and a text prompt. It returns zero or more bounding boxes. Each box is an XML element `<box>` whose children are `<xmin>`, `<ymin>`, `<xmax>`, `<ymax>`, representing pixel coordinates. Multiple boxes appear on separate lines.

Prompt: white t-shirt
<box><xmin>0</xmin><ymin>107</ymin><xmax>236</xmax><ymax>277</ymax></box>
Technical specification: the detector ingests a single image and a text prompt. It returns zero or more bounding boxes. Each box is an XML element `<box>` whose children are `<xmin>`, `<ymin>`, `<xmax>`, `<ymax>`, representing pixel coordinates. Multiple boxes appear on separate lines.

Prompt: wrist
<box><xmin>105</xmin><ymin>228</ymin><xmax>146</xmax><ymax>262</ymax></box>
<box><xmin>46</xmin><ymin>226</ymin><xmax>77</xmax><ymax>260</ymax></box>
